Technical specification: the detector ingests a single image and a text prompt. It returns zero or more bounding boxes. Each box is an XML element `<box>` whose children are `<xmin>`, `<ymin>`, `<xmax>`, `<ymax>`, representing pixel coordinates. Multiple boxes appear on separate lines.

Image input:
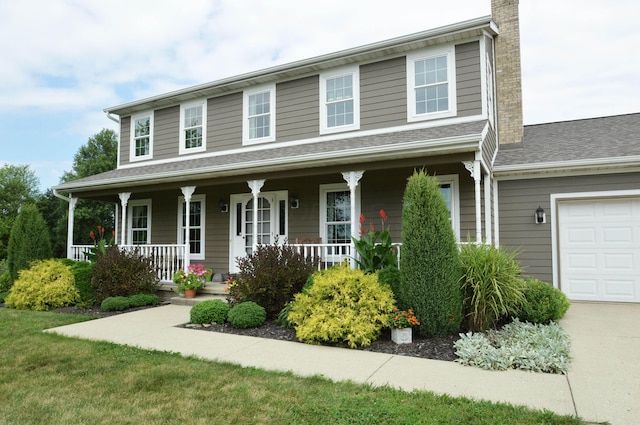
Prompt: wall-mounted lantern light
<box><xmin>219</xmin><ymin>200</ymin><xmax>229</xmax><ymax>213</ymax></box>
<box><xmin>290</xmin><ymin>195</ymin><xmax>299</xmax><ymax>209</ymax></box>
<box><xmin>535</xmin><ymin>206</ymin><xmax>546</xmax><ymax>224</ymax></box>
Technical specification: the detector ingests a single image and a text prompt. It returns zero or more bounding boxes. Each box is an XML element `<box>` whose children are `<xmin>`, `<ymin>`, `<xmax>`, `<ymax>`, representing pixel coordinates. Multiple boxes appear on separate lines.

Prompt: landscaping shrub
<box><xmin>0</xmin><ymin>259</ymin><xmax>11</xmax><ymax>292</ymax></box>
<box><xmin>128</xmin><ymin>293</ymin><xmax>159</xmax><ymax>307</ymax></box>
<box><xmin>228</xmin><ymin>301</ymin><xmax>267</xmax><ymax>329</ymax></box>
<box><xmin>66</xmin><ymin>260</ymin><xmax>95</xmax><ymax>303</ymax></box>
<box><xmin>352</xmin><ymin>209</ymin><xmax>397</xmax><ymax>273</ymax></box>
<box><xmin>459</xmin><ymin>243</ymin><xmax>525</xmax><ymax>331</ymax></box>
<box><xmin>288</xmin><ymin>264</ymin><xmax>396</xmax><ymax>348</ymax></box>
<box><xmin>4</xmin><ymin>259</ymin><xmax>79</xmax><ymax>311</ymax></box>
<box><xmin>190</xmin><ymin>299</ymin><xmax>230</xmax><ymax>325</ymax></box>
<box><xmin>91</xmin><ymin>246</ymin><xmax>159</xmax><ymax>303</ymax></box>
<box><xmin>399</xmin><ymin>169</ymin><xmax>462</xmax><ymax>337</ymax></box>
<box><xmin>100</xmin><ymin>296</ymin><xmax>130</xmax><ymax>312</ymax></box>
<box><xmin>275</xmin><ymin>302</ymin><xmax>295</xmax><ymax>329</ymax></box>
<box><xmin>234</xmin><ymin>239</ymin><xmax>317</xmax><ymax>318</ymax></box>
<box><xmin>377</xmin><ymin>266</ymin><xmax>400</xmax><ymax>296</ymax></box>
<box><xmin>7</xmin><ymin>203</ymin><xmax>52</xmax><ymax>281</ymax></box>
<box><xmin>0</xmin><ymin>291</ymin><xmax>8</xmax><ymax>304</ymax></box>
<box><xmin>516</xmin><ymin>278</ymin><xmax>570</xmax><ymax>324</ymax></box>
<box><xmin>454</xmin><ymin>319</ymin><xmax>571</xmax><ymax>374</ymax></box>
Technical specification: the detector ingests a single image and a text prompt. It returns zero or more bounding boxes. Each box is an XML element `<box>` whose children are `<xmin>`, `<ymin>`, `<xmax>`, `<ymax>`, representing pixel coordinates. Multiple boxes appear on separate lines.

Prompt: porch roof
<box><xmin>54</xmin><ymin>120</ymin><xmax>487</xmax><ymax>193</ymax></box>
<box><xmin>494</xmin><ymin>113</ymin><xmax>640</xmax><ymax>178</ymax></box>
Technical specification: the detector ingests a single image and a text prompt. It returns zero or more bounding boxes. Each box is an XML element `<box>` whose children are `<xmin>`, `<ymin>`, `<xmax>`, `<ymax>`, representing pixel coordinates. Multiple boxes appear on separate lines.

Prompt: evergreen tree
<box><xmin>7</xmin><ymin>203</ymin><xmax>53</xmax><ymax>281</ymax></box>
<box><xmin>399</xmin><ymin>169</ymin><xmax>462</xmax><ymax>337</ymax></box>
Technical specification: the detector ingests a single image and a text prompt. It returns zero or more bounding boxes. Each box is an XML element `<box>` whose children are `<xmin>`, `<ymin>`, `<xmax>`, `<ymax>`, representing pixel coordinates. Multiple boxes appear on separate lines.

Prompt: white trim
<box><xmin>492</xmin><ymin>178</ymin><xmax>499</xmax><ymax>246</ymax></box>
<box><xmin>128</xmin><ymin>199</ymin><xmax>152</xmax><ymax>245</ymax></box>
<box><xmin>319</xmin><ymin>183</ymin><xmax>361</xmax><ymax>256</ymax></box>
<box><xmin>550</xmin><ymin>189</ymin><xmax>640</xmax><ymax>292</ymax></box>
<box><xmin>179</xmin><ymin>100</ymin><xmax>207</xmax><ymax>155</ymax></box>
<box><xmin>406</xmin><ymin>45</ymin><xmax>457</xmax><ymax>122</ymax></box>
<box><xmin>129</xmin><ymin>111</ymin><xmax>154</xmax><ymax>162</ymax></box>
<box><xmin>494</xmin><ymin>156</ymin><xmax>640</xmax><ymax>180</ymax></box>
<box><xmin>177</xmin><ymin>194</ymin><xmax>206</xmax><ymax>261</ymax></box>
<box><xmin>243</xmin><ymin>84</ymin><xmax>276</xmax><ymax>145</ymax></box>
<box><xmin>436</xmin><ymin>174</ymin><xmax>461</xmax><ymax>241</ymax></box>
<box><xmin>319</xmin><ymin>65</ymin><xmax>360</xmax><ymax>134</ymax></box>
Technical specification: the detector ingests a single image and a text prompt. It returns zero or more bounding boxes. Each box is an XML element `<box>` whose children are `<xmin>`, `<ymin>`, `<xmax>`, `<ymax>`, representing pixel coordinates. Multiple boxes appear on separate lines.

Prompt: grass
<box><xmin>0</xmin><ymin>309</ymin><xmax>585</xmax><ymax>425</ymax></box>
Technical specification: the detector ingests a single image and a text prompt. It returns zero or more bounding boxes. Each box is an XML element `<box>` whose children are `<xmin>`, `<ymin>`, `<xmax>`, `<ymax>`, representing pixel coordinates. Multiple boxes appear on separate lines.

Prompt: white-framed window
<box><xmin>128</xmin><ymin>200</ymin><xmax>151</xmax><ymax>245</ymax></box>
<box><xmin>437</xmin><ymin>174</ymin><xmax>460</xmax><ymax>240</ymax></box>
<box><xmin>129</xmin><ymin>112</ymin><xmax>153</xmax><ymax>161</ymax></box>
<box><xmin>177</xmin><ymin>195</ymin><xmax>206</xmax><ymax>260</ymax></box>
<box><xmin>320</xmin><ymin>66</ymin><xmax>360</xmax><ymax>134</ymax></box>
<box><xmin>179</xmin><ymin>100</ymin><xmax>207</xmax><ymax>154</ymax></box>
<box><xmin>243</xmin><ymin>84</ymin><xmax>276</xmax><ymax>144</ymax></box>
<box><xmin>319</xmin><ymin>183</ymin><xmax>361</xmax><ymax>256</ymax></box>
<box><xmin>407</xmin><ymin>46</ymin><xmax>457</xmax><ymax>122</ymax></box>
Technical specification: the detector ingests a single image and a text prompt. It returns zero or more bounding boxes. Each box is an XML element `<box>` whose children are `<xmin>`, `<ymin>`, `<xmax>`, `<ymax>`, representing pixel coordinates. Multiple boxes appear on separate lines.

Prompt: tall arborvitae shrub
<box><xmin>399</xmin><ymin>170</ymin><xmax>462</xmax><ymax>337</ymax></box>
<box><xmin>7</xmin><ymin>204</ymin><xmax>53</xmax><ymax>282</ymax></box>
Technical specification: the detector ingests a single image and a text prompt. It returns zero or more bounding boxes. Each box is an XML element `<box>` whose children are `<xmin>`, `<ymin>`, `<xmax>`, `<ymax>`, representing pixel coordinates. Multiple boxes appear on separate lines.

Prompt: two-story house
<box><xmin>53</xmin><ymin>0</ymin><xmax>640</xmax><ymax>303</ymax></box>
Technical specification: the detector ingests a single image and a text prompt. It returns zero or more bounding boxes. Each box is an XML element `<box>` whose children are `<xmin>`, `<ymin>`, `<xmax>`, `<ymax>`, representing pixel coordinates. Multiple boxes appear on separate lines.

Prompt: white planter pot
<box><xmin>391</xmin><ymin>327</ymin><xmax>412</xmax><ymax>344</ymax></box>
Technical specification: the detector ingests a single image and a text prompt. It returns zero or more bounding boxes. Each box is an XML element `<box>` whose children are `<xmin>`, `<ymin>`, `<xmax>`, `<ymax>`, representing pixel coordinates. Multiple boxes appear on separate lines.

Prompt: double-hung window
<box><xmin>243</xmin><ymin>84</ymin><xmax>275</xmax><ymax>144</ymax></box>
<box><xmin>179</xmin><ymin>100</ymin><xmax>207</xmax><ymax>154</ymax></box>
<box><xmin>320</xmin><ymin>66</ymin><xmax>360</xmax><ymax>134</ymax></box>
<box><xmin>130</xmin><ymin>112</ymin><xmax>153</xmax><ymax>161</ymax></box>
<box><xmin>178</xmin><ymin>195</ymin><xmax>206</xmax><ymax>260</ymax></box>
<box><xmin>128</xmin><ymin>200</ymin><xmax>151</xmax><ymax>245</ymax></box>
<box><xmin>407</xmin><ymin>46</ymin><xmax>456</xmax><ymax>121</ymax></box>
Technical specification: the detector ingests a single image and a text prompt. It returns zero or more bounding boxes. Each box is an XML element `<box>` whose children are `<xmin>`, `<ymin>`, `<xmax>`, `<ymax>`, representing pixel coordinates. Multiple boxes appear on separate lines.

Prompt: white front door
<box><xmin>229</xmin><ymin>191</ymin><xmax>288</xmax><ymax>273</ymax></box>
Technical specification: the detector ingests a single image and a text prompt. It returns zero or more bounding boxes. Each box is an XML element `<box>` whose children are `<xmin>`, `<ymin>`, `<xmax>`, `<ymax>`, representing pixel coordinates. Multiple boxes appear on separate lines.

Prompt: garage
<box><xmin>558</xmin><ymin>197</ymin><xmax>640</xmax><ymax>302</ymax></box>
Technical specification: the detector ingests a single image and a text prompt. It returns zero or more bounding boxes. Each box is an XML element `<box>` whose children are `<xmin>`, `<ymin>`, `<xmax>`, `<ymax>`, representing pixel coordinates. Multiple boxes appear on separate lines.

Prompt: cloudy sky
<box><xmin>1</xmin><ymin>0</ymin><xmax>639</xmax><ymax>191</ymax></box>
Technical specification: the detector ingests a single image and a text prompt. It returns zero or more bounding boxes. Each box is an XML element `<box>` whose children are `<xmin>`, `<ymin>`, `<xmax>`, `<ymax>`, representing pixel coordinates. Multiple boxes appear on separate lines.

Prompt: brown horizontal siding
<box><xmin>455</xmin><ymin>41</ymin><xmax>482</xmax><ymax>117</ymax></box>
<box><xmin>208</xmin><ymin>93</ymin><xmax>242</xmax><ymax>152</ymax></box>
<box><xmin>276</xmin><ymin>76</ymin><xmax>319</xmax><ymax>143</ymax></box>
<box><xmin>498</xmin><ymin>172</ymin><xmax>640</xmax><ymax>283</ymax></box>
<box><xmin>119</xmin><ymin>116</ymin><xmax>131</xmax><ymax>166</ymax></box>
<box><xmin>360</xmin><ymin>57</ymin><xmax>407</xmax><ymax>131</ymax></box>
<box><xmin>153</xmin><ymin>106</ymin><xmax>179</xmax><ymax>161</ymax></box>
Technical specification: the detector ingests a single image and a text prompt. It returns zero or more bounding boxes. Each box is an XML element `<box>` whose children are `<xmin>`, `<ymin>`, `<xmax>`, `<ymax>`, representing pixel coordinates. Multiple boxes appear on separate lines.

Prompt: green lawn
<box><xmin>0</xmin><ymin>309</ymin><xmax>585</xmax><ymax>425</ymax></box>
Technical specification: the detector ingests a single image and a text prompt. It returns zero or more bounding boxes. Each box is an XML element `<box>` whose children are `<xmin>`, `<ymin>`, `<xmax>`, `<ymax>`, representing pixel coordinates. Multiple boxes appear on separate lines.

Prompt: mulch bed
<box><xmin>46</xmin><ymin>303</ymin><xmax>459</xmax><ymax>362</ymax></box>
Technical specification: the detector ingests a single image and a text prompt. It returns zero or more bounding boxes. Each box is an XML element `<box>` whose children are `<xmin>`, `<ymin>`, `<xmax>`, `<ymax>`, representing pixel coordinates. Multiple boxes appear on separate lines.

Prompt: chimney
<box><xmin>492</xmin><ymin>0</ymin><xmax>523</xmax><ymax>144</ymax></box>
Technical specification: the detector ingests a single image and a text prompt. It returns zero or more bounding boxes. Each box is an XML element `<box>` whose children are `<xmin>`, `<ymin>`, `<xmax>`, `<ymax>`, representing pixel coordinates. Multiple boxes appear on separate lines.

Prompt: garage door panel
<box><xmin>559</xmin><ymin>198</ymin><xmax>640</xmax><ymax>303</ymax></box>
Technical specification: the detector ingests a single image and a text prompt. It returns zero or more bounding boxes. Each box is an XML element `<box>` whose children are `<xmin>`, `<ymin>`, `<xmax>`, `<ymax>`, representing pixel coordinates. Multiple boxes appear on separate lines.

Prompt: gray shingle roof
<box><xmin>55</xmin><ymin>120</ymin><xmax>487</xmax><ymax>192</ymax></box>
<box><xmin>495</xmin><ymin>113</ymin><xmax>640</xmax><ymax>168</ymax></box>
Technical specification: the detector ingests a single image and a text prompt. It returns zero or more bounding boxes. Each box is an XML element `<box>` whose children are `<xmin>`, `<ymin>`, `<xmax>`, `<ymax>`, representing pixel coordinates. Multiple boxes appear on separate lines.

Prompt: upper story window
<box><xmin>129</xmin><ymin>112</ymin><xmax>153</xmax><ymax>161</ymax></box>
<box><xmin>179</xmin><ymin>100</ymin><xmax>207</xmax><ymax>154</ymax></box>
<box><xmin>407</xmin><ymin>46</ymin><xmax>456</xmax><ymax>122</ymax></box>
<box><xmin>320</xmin><ymin>66</ymin><xmax>360</xmax><ymax>134</ymax></box>
<box><xmin>243</xmin><ymin>84</ymin><xmax>275</xmax><ymax>144</ymax></box>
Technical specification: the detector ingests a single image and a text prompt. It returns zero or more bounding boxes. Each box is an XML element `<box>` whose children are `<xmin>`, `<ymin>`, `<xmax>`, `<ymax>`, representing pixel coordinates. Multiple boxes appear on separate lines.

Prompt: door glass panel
<box><xmin>244</xmin><ymin>197</ymin><xmax>272</xmax><ymax>255</ymax></box>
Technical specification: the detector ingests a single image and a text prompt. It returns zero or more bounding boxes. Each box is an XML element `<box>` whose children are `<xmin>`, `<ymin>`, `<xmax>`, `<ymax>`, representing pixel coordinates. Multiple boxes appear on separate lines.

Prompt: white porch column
<box><xmin>342</xmin><ymin>170</ymin><xmax>364</xmax><ymax>268</ymax></box>
<box><xmin>463</xmin><ymin>161</ymin><xmax>482</xmax><ymax>243</ymax></box>
<box><xmin>66</xmin><ymin>196</ymin><xmax>78</xmax><ymax>259</ymax></box>
<box><xmin>181</xmin><ymin>186</ymin><xmax>196</xmax><ymax>269</ymax></box>
<box><xmin>247</xmin><ymin>179</ymin><xmax>265</xmax><ymax>254</ymax></box>
<box><xmin>118</xmin><ymin>192</ymin><xmax>131</xmax><ymax>246</ymax></box>
<box><xmin>484</xmin><ymin>171</ymin><xmax>492</xmax><ymax>244</ymax></box>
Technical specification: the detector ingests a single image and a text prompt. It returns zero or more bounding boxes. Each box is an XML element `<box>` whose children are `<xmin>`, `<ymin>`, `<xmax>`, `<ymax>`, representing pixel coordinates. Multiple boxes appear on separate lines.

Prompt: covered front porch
<box><xmin>62</xmin><ymin>157</ymin><xmax>495</xmax><ymax>284</ymax></box>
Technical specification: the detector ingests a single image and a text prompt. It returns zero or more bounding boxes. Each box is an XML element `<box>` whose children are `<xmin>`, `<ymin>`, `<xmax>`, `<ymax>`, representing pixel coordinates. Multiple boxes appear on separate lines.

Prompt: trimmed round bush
<box><xmin>516</xmin><ymin>278</ymin><xmax>570</xmax><ymax>324</ymax></box>
<box><xmin>228</xmin><ymin>301</ymin><xmax>266</xmax><ymax>329</ymax></box>
<box><xmin>190</xmin><ymin>299</ymin><xmax>230</xmax><ymax>325</ymax></box>
<box><xmin>288</xmin><ymin>264</ymin><xmax>396</xmax><ymax>348</ymax></box>
<box><xmin>5</xmin><ymin>259</ymin><xmax>79</xmax><ymax>311</ymax></box>
<box><xmin>101</xmin><ymin>296</ymin><xmax>130</xmax><ymax>311</ymax></box>
<box><xmin>128</xmin><ymin>293</ymin><xmax>159</xmax><ymax>307</ymax></box>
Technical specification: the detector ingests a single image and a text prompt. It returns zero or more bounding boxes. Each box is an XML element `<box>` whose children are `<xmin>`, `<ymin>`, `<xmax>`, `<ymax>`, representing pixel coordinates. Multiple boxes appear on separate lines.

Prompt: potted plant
<box><xmin>388</xmin><ymin>308</ymin><xmax>420</xmax><ymax>344</ymax></box>
<box><xmin>173</xmin><ymin>264</ymin><xmax>210</xmax><ymax>298</ymax></box>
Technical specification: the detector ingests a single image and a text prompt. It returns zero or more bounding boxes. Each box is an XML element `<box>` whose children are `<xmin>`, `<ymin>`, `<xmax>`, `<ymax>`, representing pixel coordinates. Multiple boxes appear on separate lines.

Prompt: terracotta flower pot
<box><xmin>183</xmin><ymin>289</ymin><xmax>197</xmax><ymax>299</ymax></box>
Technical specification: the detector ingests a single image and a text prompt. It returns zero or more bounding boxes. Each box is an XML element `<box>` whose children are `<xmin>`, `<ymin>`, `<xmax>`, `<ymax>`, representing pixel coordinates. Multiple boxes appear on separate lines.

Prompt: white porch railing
<box><xmin>289</xmin><ymin>243</ymin><xmax>354</xmax><ymax>270</ymax></box>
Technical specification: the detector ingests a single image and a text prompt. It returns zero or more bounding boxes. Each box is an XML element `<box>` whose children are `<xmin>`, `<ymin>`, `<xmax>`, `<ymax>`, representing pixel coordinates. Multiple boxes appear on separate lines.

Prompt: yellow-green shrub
<box><xmin>5</xmin><ymin>259</ymin><xmax>79</xmax><ymax>311</ymax></box>
<box><xmin>288</xmin><ymin>264</ymin><xmax>396</xmax><ymax>348</ymax></box>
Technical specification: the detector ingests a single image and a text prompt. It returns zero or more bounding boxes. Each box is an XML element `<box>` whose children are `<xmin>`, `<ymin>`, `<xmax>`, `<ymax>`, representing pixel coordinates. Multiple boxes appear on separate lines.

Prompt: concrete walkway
<box><xmin>46</xmin><ymin>302</ymin><xmax>640</xmax><ymax>425</ymax></box>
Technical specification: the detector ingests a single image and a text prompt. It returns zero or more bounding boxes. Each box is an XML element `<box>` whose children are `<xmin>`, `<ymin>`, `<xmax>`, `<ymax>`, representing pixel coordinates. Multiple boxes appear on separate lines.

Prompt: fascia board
<box><xmin>494</xmin><ymin>156</ymin><xmax>640</xmax><ymax>180</ymax></box>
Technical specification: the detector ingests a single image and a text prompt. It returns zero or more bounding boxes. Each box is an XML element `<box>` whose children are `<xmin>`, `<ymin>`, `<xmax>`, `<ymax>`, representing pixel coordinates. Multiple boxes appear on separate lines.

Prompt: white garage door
<box><xmin>558</xmin><ymin>197</ymin><xmax>640</xmax><ymax>302</ymax></box>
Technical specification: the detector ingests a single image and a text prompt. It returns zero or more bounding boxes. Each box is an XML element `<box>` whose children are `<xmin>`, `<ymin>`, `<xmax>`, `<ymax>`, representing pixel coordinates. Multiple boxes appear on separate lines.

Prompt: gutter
<box><xmin>105</xmin><ymin>112</ymin><xmax>120</xmax><ymax>123</ymax></box>
<box><xmin>52</xmin><ymin>188</ymin><xmax>70</xmax><ymax>203</ymax></box>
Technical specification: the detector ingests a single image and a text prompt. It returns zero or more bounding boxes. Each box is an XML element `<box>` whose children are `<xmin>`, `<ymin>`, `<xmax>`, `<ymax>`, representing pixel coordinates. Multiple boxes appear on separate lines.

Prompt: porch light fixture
<box><xmin>219</xmin><ymin>200</ymin><xmax>229</xmax><ymax>213</ymax></box>
<box><xmin>290</xmin><ymin>195</ymin><xmax>299</xmax><ymax>209</ymax></box>
<box><xmin>535</xmin><ymin>206</ymin><xmax>546</xmax><ymax>224</ymax></box>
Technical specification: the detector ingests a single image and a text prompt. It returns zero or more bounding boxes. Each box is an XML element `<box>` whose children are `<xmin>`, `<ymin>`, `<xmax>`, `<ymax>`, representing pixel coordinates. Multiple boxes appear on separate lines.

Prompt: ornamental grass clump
<box><xmin>288</xmin><ymin>264</ymin><xmax>396</xmax><ymax>348</ymax></box>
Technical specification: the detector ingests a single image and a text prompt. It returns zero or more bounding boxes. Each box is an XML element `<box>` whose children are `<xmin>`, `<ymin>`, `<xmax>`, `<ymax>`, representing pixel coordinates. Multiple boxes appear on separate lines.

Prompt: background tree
<box><xmin>51</xmin><ymin>129</ymin><xmax>118</xmax><ymax>251</ymax></box>
<box><xmin>399</xmin><ymin>169</ymin><xmax>462</xmax><ymax>337</ymax></box>
<box><xmin>7</xmin><ymin>203</ymin><xmax>53</xmax><ymax>281</ymax></box>
<box><xmin>0</xmin><ymin>164</ymin><xmax>40</xmax><ymax>260</ymax></box>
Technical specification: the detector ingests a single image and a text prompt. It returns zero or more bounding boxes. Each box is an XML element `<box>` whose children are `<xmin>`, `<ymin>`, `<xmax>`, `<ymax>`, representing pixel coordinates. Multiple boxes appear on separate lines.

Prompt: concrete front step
<box><xmin>170</xmin><ymin>293</ymin><xmax>228</xmax><ymax>306</ymax></box>
<box><xmin>161</xmin><ymin>282</ymin><xmax>229</xmax><ymax>306</ymax></box>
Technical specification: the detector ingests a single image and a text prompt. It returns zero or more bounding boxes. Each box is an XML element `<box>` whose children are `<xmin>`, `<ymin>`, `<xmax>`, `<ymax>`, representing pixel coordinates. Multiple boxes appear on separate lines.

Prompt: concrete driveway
<box><xmin>559</xmin><ymin>302</ymin><xmax>640</xmax><ymax>424</ymax></box>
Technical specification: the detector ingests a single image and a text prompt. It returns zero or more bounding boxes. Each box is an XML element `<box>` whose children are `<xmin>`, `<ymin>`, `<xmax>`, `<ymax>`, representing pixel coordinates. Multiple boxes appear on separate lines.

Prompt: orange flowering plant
<box><xmin>85</xmin><ymin>225</ymin><xmax>116</xmax><ymax>262</ymax></box>
<box><xmin>352</xmin><ymin>209</ymin><xmax>397</xmax><ymax>273</ymax></box>
<box><xmin>388</xmin><ymin>308</ymin><xmax>420</xmax><ymax>329</ymax></box>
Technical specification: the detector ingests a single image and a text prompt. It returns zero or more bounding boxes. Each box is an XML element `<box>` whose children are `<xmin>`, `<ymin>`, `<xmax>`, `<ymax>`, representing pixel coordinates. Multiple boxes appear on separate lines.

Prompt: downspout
<box><xmin>53</xmin><ymin>189</ymin><xmax>76</xmax><ymax>259</ymax></box>
<box><xmin>105</xmin><ymin>112</ymin><xmax>120</xmax><ymax>124</ymax></box>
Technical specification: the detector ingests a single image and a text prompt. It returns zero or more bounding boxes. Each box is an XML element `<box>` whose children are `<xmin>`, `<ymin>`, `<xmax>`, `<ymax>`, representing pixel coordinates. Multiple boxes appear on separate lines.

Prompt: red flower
<box><xmin>359</xmin><ymin>213</ymin><xmax>365</xmax><ymax>225</ymax></box>
<box><xmin>379</xmin><ymin>209</ymin><xmax>388</xmax><ymax>222</ymax></box>
<box><xmin>89</xmin><ymin>230</ymin><xmax>95</xmax><ymax>241</ymax></box>
<box><xmin>360</xmin><ymin>227</ymin><xmax>367</xmax><ymax>236</ymax></box>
